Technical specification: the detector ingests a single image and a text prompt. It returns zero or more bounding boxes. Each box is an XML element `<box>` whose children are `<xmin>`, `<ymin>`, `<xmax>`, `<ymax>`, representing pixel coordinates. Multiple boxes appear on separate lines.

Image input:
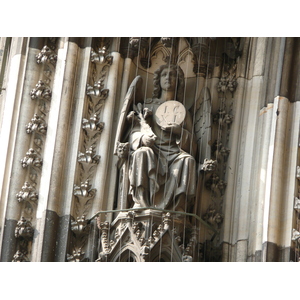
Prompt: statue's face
<box><xmin>160</xmin><ymin>68</ymin><xmax>177</xmax><ymax>92</ymax></box>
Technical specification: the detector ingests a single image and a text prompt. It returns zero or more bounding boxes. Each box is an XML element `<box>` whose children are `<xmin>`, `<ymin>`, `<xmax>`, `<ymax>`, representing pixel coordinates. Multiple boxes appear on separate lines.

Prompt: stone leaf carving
<box><xmin>36</xmin><ymin>45</ymin><xmax>57</xmax><ymax>66</ymax></box>
<box><xmin>90</xmin><ymin>47</ymin><xmax>113</xmax><ymax>65</ymax></box>
<box><xmin>12</xmin><ymin>250</ymin><xmax>29</xmax><ymax>262</ymax></box>
<box><xmin>294</xmin><ymin>197</ymin><xmax>300</xmax><ymax>212</ymax></box>
<box><xmin>202</xmin><ymin>207</ymin><xmax>224</xmax><ymax>228</ymax></box>
<box><xmin>30</xmin><ymin>80</ymin><xmax>52</xmax><ymax>101</ymax></box>
<box><xmin>67</xmin><ymin>249</ymin><xmax>86</xmax><ymax>262</ymax></box>
<box><xmin>78</xmin><ymin>146</ymin><xmax>100</xmax><ymax>180</ymax></box>
<box><xmin>217</xmin><ymin>63</ymin><xmax>237</xmax><ymax>95</ymax></box>
<box><xmin>15</xmin><ymin>217</ymin><xmax>34</xmax><ymax>240</ymax></box>
<box><xmin>16</xmin><ymin>182</ymin><xmax>38</xmax><ymax>203</ymax></box>
<box><xmin>73</xmin><ymin>180</ymin><xmax>96</xmax><ymax>217</ymax></box>
<box><xmin>20</xmin><ymin>148</ymin><xmax>43</xmax><ymax>169</ymax></box>
<box><xmin>200</xmin><ymin>158</ymin><xmax>217</xmax><ymax>173</ymax></box>
<box><xmin>82</xmin><ymin>114</ymin><xmax>104</xmax><ymax>133</ymax></box>
<box><xmin>26</xmin><ymin>114</ymin><xmax>47</xmax><ymax>134</ymax></box>
<box><xmin>292</xmin><ymin>229</ymin><xmax>300</xmax><ymax>242</ymax></box>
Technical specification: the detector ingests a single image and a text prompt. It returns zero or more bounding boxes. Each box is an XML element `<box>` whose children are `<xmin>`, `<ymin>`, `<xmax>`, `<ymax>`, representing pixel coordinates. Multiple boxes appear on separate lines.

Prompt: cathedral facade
<box><xmin>0</xmin><ymin>37</ymin><xmax>299</xmax><ymax>262</ymax></box>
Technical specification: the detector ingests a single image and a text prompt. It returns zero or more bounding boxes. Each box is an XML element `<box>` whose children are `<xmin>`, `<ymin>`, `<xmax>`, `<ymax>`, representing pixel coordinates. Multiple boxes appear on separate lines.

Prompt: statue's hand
<box><xmin>161</xmin><ymin>122</ymin><xmax>182</xmax><ymax>136</ymax></box>
<box><xmin>142</xmin><ymin>133</ymin><xmax>156</xmax><ymax>147</ymax></box>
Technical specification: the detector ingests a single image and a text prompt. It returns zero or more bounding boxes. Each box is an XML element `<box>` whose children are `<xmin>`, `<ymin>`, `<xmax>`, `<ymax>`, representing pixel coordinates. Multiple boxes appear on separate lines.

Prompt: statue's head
<box><xmin>152</xmin><ymin>64</ymin><xmax>185</xmax><ymax>102</ymax></box>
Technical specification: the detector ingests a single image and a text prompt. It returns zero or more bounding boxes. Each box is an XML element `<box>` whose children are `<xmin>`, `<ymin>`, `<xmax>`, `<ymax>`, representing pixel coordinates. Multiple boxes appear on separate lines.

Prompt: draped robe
<box><xmin>128</xmin><ymin>98</ymin><xmax>197</xmax><ymax>210</ymax></box>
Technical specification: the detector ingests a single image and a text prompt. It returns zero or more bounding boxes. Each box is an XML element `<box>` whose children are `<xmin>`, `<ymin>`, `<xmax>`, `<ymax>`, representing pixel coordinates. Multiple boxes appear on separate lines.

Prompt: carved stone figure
<box><xmin>117</xmin><ymin>64</ymin><xmax>197</xmax><ymax>212</ymax></box>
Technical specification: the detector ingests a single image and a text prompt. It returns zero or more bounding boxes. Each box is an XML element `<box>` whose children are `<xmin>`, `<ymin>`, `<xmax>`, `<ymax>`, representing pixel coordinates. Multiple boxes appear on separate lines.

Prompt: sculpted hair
<box><xmin>152</xmin><ymin>64</ymin><xmax>185</xmax><ymax>102</ymax></box>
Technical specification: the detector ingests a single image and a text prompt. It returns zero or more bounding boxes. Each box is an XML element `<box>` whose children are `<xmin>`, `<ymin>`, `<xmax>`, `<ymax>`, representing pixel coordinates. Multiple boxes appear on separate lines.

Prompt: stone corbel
<box><xmin>36</xmin><ymin>45</ymin><xmax>57</xmax><ymax>66</ymax></box>
<box><xmin>30</xmin><ymin>80</ymin><xmax>52</xmax><ymax>101</ymax></box>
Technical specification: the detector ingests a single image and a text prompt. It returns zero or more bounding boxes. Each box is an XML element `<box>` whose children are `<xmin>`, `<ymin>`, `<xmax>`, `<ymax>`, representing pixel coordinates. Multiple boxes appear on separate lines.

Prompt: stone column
<box><xmin>0</xmin><ymin>37</ymin><xmax>34</xmax><ymax>261</ymax></box>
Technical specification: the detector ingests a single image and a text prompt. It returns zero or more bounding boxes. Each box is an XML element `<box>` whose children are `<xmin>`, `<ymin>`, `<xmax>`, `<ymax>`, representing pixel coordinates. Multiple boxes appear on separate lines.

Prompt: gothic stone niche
<box><xmin>98</xmin><ymin>55</ymin><xmax>221</xmax><ymax>261</ymax></box>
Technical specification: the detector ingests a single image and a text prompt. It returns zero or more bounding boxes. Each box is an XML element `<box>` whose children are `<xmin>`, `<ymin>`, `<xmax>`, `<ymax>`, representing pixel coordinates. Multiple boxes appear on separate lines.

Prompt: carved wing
<box><xmin>193</xmin><ymin>87</ymin><xmax>212</xmax><ymax>164</ymax></box>
<box><xmin>114</xmin><ymin>75</ymin><xmax>143</xmax><ymax>154</ymax></box>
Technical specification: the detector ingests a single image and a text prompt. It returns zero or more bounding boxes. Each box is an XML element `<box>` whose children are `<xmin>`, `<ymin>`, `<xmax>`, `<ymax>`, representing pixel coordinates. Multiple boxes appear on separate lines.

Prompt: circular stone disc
<box><xmin>155</xmin><ymin>100</ymin><xmax>186</xmax><ymax>127</ymax></box>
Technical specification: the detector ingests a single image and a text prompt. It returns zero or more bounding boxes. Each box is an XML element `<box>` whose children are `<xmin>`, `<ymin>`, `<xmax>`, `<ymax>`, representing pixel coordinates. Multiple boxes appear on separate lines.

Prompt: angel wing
<box><xmin>114</xmin><ymin>75</ymin><xmax>143</xmax><ymax>155</ymax></box>
<box><xmin>193</xmin><ymin>87</ymin><xmax>212</xmax><ymax>164</ymax></box>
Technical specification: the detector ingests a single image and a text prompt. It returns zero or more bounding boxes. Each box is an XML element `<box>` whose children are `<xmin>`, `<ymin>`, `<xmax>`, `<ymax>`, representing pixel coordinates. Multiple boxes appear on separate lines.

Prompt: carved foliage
<box><xmin>30</xmin><ymin>80</ymin><xmax>52</xmax><ymax>101</ymax></box>
<box><xmin>20</xmin><ymin>148</ymin><xmax>43</xmax><ymax>169</ymax></box>
<box><xmin>73</xmin><ymin>180</ymin><xmax>96</xmax><ymax>218</ymax></box>
<box><xmin>12</xmin><ymin>217</ymin><xmax>34</xmax><ymax>262</ymax></box>
<box><xmin>25</xmin><ymin>114</ymin><xmax>47</xmax><ymax>134</ymax></box>
<box><xmin>36</xmin><ymin>45</ymin><xmax>57</xmax><ymax>66</ymax></box>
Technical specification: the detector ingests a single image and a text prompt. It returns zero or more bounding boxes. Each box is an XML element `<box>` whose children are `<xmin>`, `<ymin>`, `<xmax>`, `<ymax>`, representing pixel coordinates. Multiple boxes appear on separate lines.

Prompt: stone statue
<box><xmin>116</xmin><ymin>64</ymin><xmax>197</xmax><ymax>212</ymax></box>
